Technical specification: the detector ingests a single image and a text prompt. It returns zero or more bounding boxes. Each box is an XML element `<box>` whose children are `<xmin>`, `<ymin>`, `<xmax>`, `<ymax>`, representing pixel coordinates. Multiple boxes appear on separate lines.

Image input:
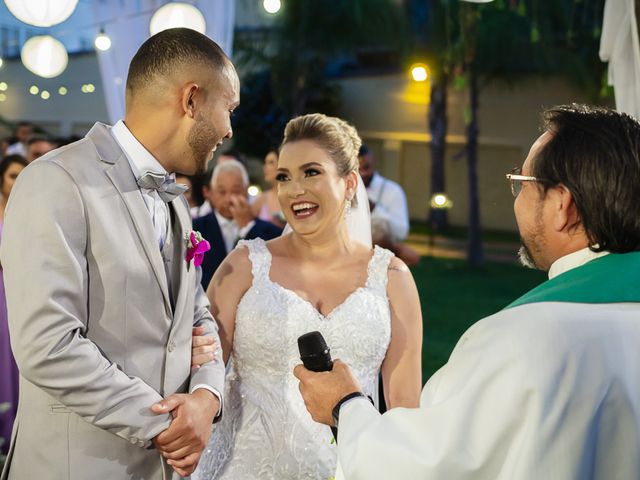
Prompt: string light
<box><xmin>263</xmin><ymin>0</ymin><xmax>282</xmax><ymax>14</ymax></box>
<box><xmin>94</xmin><ymin>30</ymin><xmax>112</xmax><ymax>51</ymax></box>
<box><xmin>410</xmin><ymin>63</ymin><xmax>429</xmax><ymax>82</ymax></box>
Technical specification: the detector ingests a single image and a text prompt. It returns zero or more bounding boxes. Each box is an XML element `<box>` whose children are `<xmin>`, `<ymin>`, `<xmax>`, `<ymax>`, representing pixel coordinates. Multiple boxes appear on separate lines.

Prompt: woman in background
<box><xmin>251</xmin><ymin>149</ymin><xmax>286</xmax><ymax>229</ymax></box>
<box><xmin>0</xmin><ymin>155</ymin><xmax>27</xmax><ymax>454</ymax></box>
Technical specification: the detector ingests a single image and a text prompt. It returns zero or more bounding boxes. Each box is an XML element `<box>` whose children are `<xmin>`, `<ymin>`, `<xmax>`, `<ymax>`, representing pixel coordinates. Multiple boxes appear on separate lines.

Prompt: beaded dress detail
<box><xmin>194</xmin><ymin>238</ymin><xmax>393</xmax><ymax>480</ymax></box>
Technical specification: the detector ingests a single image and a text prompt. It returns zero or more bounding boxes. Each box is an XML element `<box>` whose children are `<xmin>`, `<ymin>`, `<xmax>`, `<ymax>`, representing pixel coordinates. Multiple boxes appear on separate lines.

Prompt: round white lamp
<box><xmin>21</xmin><ymin>35</ymin><xmax>68</xmax><ymax>78</ymax></box>
<box><xmin>149</xmin><ymin>3</ymin><xmax>206</xmax><ymax>36</ymax></box>
<box><xmin>94</xmin><ymin>30</ymin><xmax>112</xmax><ymax>51</ymax></box>
<box><xmin>4</xmin><ymin>0</ymin><xmax>78</xmax><ymax>27</ymax></box>
<box><xmin>263</xmin><ymin>0</ymin><xmax>282</xmax><ymax>14</ymax></box>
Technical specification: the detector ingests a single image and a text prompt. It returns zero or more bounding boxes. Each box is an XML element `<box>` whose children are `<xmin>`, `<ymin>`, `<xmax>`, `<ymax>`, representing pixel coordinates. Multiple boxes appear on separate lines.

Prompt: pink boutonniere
<box><xmin>185</xmin><ymin>231</ymin><xmax>210</xmax><ymax>268</ymax></box>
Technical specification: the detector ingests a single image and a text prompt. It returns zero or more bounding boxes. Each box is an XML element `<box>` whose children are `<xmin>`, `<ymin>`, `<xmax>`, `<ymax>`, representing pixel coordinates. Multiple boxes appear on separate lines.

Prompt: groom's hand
<box><xmin>294</xmin><ymin>359</ymin><xmax>362</xmax><ymax>426</ymax></box>
<box><xmin>151</xmin><ymin>389</ymin><xmax>220</xmax><ymax>476</ymax></box>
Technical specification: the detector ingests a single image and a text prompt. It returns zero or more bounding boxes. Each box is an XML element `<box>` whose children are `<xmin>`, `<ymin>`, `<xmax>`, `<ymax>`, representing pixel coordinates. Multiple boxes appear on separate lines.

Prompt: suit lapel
<box><xmin>87</xmin><ymin>123</ymin><xmax>172</xmax><ymax>315</ymax></box>
<box><xmin>170</xmin><ymin>199</ymin><xmax>193</xmax><ymax>322</ymax></box>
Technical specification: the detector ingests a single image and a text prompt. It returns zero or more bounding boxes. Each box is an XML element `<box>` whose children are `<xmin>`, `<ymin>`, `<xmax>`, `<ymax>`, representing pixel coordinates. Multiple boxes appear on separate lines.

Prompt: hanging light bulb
<box><xmin>94</xmin><ymin>29</ymin><xmax>112</xmax><ymax>51</ymax></box>
<box><xmin>149</xmin><ymin>3</ymin><xmax>206</xmax><ymax>36</ymax></box>
<box><xmin>21</xmin><ymin>35</ymin><xmax>68</xmax><ymax>78</ymax></box>
<box><xmin>5</xmin><ymin>0</ymin><xmax>79</xmax><ymax>28</ymax></box>
<box><xmin>263</xmin><ymin>0</ymin><xmax>282</xmax><ymax>14</ymax></box>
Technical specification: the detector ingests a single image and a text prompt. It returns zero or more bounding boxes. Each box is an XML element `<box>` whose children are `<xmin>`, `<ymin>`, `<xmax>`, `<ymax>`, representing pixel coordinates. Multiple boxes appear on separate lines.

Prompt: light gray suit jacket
<box><xmin>0</xmin><ymin>123</ymin><xmax>225</xmax><ymax>480</ymax></box>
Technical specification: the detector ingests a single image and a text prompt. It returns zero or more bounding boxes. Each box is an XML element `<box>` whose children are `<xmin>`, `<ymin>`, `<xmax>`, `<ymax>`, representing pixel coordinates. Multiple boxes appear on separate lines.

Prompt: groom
<box><xmin>1</xmin><ymin>28</ymin><xmax>238</xmax><ymax>479</ymax></box>
<box><xmin>296</xmin><ymin>104</ymin><xmax>640</xmax><ymax>478</ymax></box>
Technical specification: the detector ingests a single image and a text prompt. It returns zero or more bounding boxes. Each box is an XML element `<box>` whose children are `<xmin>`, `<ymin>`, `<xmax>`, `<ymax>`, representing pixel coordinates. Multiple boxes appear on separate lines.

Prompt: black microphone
<box><xmin>298</xmin><ymin>331</ymin><xmax>333</xmax><ymax>372</ymax></box>
<box><xmin>297</xmin><ymin>331</ymin><xmax>338</xmax><ymax>441</ymax></box>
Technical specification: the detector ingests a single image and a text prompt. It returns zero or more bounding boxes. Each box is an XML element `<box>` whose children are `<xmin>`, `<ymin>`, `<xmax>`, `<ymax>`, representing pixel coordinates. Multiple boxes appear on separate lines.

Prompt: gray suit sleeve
<box><xmin>1</xmin><ymin>162</ymin><xmax>170</xmax><ymax>446</ymax></box>
<box><xmin>188</xmin><ymin>266</ymin><xmax>226</xmax><ymax>413</ymax></box>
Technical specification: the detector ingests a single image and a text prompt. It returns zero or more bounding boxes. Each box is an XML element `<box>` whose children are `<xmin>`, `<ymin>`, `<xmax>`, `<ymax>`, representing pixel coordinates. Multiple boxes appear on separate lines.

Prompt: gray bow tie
<box><xmin>137</xmin><ymin>171</ymin><xmax>188</xmax><ymax>203</ymax></box>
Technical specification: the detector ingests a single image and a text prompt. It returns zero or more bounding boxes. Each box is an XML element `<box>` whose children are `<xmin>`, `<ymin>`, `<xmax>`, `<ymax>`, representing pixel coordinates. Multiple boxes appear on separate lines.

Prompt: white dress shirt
<box><xmin>366</xmin><ymin>172</ymin><xmax>410</xmax><ymax>242</ymax></box>
<box><xmin>110</xmin><ymin>120</ymin><xmax>170</xmax><ymax>249</ymax></box>
<box><xmin>214</xmin><ymin>209</ymin><xmax>255</xmax><ymax>253</ymax></box>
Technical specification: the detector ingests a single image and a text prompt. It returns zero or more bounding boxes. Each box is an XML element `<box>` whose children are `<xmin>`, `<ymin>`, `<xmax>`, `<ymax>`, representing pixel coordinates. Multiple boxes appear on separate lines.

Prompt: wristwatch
<box><xmin>332</xmin><ymin>391</ymin><xmax>374</xmax><ymax>427</ymax></box>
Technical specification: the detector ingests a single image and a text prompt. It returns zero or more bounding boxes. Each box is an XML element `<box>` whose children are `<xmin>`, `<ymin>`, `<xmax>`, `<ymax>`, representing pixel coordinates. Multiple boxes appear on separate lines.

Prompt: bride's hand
<box><xmin>191</xmin><ymin>326</ymin><xmax>217</xmax><ymax>369</ymax></box>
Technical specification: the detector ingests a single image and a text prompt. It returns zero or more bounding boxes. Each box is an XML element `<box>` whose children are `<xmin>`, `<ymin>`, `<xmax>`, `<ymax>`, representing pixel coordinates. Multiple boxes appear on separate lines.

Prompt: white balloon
<box><xmin>4</xmin><ymin>0</ymin><xmax>78</xmax><ymax>28</ymax></box>
<box><xmin>149</xmin><ymin>2</ymin><xmax>206</xmax><ymax>36</ymax></box>
<box><xmin>21</xmin><ymin>36</ymin><xmax>68</xmax><ymax>79</ymax></box>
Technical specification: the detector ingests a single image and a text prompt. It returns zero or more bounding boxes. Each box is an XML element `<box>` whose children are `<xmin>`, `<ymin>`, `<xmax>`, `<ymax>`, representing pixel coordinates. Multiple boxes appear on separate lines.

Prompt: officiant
<box><xmin>295</xmin><ymin>104</ymin><xmax>640</xmax><ymax>479</ymax></box>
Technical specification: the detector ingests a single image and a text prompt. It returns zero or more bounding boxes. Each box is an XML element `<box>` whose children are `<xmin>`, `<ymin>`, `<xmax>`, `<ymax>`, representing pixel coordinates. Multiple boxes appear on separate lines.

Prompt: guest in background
<box><xmin>217</xmin><ymin>148</ymin><xmax>247</xmax><ymax>168</ymax></box>
<box><xmin>175</xmin><ymin>174</ymin><xmax>200</xmax><ymax>216</ymax></box>
<box><xmin>5</xmin><ymin>123</ymin><xmax>33</xmax><ymax>158</ymax></box>
<box><xmin>0</xmin><ymin>138</ymin><xmax>10</xmax><ymax>160</ymax></box>
<box><xmin>0</xmin><ymin>154</ymin><xmax>27</xmax><ymax>455</ymax></box>
<box><xmin>193</xmin><ymin>159</ymin><xmax>281</xmax><ymax>289</ymax></box>
<box><xmin>251</xmin><ymin>149</ymin><xmax>286</xmax><ymax>229</ymax></box>
<box><xmin>25</xmin><ymin>136</ymin><xmax>56</xmax><ymax>163</ymax></box>
<box><xmin>358</xmin><ymin>145</ymin><xmax>419</xmax><ymax>266</ymax></box>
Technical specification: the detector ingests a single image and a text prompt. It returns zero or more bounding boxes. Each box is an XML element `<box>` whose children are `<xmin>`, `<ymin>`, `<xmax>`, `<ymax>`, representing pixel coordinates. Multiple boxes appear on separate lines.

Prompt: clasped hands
<box><xmin>151</xmin><ymin>326</ymin><xmax>219</xmax><ymax>477</ymax></box>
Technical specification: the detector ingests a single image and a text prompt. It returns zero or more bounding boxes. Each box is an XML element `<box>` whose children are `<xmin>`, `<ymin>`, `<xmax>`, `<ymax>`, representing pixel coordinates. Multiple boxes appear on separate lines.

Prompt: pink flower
<box><xmin>185</xmin><ymin>231</ymin><xmax>211</xmax><ymax>268</ymax></box>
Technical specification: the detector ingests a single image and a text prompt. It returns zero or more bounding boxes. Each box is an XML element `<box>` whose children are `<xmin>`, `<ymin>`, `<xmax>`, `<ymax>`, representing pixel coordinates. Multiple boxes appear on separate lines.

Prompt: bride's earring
<box><xmin>344</xmin><ymin>197</ymin><xmax>352</xmax><ymax>218</ymax></box>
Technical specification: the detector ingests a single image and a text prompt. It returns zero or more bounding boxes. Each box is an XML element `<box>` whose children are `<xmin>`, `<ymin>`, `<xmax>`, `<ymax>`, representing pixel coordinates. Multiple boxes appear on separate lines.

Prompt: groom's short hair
<box><xmin>126</xmin><ymin>27</ymin><xmax>228</xmax><ymax>94</ymax></box>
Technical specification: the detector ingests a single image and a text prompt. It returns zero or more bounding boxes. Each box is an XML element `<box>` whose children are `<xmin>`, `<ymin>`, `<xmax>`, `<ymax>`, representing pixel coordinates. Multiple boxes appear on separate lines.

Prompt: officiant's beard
<box><xmin>517</xmin><ymin>203</ymin><xmax>548</xmax><ymax>271</ymax></box>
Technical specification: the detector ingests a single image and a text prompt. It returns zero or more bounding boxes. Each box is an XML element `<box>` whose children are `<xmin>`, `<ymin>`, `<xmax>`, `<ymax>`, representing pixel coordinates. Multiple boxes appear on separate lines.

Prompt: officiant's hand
<box><xmin>151</xmin><ymin>389</ymin><xmax>219</xmax><ymax>476</ymax></box>
<box><xmin>229</xmin><ymin>194</ymin><xmax>254</xmax><ymax>228</ymax></box>
<box><xmin>191</xmin><ymin>326</ymin><xmax>217</xmax><ymax>369</ymax></box>
<box><xmin>294</xmin><ymin>359</ymin><xmax>362</xmax><ymax>426</ymax></box>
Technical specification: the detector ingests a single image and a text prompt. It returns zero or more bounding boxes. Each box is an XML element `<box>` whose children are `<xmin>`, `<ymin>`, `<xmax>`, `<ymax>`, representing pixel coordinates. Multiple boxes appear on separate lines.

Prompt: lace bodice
<box><xmin>194</xmin><ymin>238</ymin><xmax>393</xmax><ymax>480</ymax></box>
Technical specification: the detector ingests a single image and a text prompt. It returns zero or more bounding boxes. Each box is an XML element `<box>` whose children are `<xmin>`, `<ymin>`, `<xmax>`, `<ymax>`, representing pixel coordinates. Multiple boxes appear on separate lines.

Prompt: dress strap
<box><xmin>236</xmin><ymin>238</ymin><xmax>272</xmax><ymax>284</ymax></box>
<box><xmin>365</xmin><ymin>246</ymin><xmax>394</xmax><ymax>292</ymax></box>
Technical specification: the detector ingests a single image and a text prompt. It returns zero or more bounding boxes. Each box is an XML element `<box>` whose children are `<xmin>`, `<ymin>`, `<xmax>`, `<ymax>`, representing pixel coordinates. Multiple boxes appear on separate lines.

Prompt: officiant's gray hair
<box><xmin>281</xmin><ymin>114</ymin><xmax>362</xmax><ymax>178</ymax></box>
<box><xmin>210</xmin><ymin>159</ymin><xmax>249</xmax><ymax>188</ymax></box>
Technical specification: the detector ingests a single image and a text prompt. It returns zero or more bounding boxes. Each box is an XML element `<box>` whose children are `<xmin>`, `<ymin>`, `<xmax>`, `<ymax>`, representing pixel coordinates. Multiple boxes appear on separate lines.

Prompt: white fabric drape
<box><xmin>91</xmin><ymin>0</ymin><xmax>236</xmax><ymax>124</ymax></box>
<box><xmin>600</xmin><ymin>0</ymin><xmax>640</xmax><ymax>119</ymax></box>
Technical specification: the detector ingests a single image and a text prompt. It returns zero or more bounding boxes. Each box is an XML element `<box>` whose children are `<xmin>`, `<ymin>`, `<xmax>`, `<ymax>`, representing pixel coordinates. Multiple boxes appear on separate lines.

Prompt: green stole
<box><xmin>505</xmin><ymin>251</ymin><xmax>640</xmax><ymax>309</ymax></box>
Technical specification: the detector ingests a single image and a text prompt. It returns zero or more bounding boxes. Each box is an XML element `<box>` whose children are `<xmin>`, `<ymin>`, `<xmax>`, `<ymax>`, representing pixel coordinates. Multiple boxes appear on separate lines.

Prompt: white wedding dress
<box><xmin>194</xmin><ymin>238</ymin><xmax>393</xmax><ymax>480</ymax></box>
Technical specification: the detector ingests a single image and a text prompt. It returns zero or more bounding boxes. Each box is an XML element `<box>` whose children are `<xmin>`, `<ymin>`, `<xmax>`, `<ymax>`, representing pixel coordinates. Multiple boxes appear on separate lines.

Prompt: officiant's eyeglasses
<box><xmin>505</xmin><ymin>167</ymin><xmax>545</xmax><ymax>197</ymax></box>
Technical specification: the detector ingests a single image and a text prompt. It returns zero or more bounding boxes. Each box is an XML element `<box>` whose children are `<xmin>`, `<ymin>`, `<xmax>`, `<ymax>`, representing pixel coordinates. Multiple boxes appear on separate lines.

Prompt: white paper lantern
<box><xmin>21</xmin><ymin>36</ymin><xmax>68</xmax><ymax>78</ymax></box>
<box><xmin>149</xmin><ymin>2</ymin><xmax>206</xmax><ymax>36</ymax></box>
<box><xmin>4</xmin><ymin>0</ymin><xmax>78</xmax><ymax>27</ymax></box>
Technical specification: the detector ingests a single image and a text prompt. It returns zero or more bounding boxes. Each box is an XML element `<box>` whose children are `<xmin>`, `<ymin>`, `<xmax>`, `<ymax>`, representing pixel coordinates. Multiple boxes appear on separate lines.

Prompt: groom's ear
<box><xmin>181</xmin><ymin>83</ymin><xmax>199</xmax><ymax>119</ymax></box>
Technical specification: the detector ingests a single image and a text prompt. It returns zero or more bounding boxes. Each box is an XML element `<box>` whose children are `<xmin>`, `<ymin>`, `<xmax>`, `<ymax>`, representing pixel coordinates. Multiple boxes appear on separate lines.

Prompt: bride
<box><xmin>193</xmin><ymin>113</ymin><xmax>423</xmax><ymax>479</ymax></box>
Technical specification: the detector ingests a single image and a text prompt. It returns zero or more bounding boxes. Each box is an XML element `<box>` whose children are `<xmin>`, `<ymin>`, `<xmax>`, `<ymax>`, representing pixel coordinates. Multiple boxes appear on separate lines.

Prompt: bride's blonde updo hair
<box><xmin>281</xmin><ymin>113</ymin><xmax>362</xmax><ymax>177</ymax></box>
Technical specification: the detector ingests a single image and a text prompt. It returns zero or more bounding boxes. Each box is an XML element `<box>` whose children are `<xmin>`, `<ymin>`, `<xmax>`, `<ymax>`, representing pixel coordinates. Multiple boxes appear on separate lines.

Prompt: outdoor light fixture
<box><xmin>263</xmin><ymin>0</ymin><xmax>282</xmax><ymax>14</ymax></box>
<box><xmin>58</xmin><ymin>86</ymin><xmax>67</xmax><ymax>95</ymax></box>
<box><xmin>4</xmin><ymin>0</ymin><xmax>79</xmax><ymax>27</ymax></box>
<box><xmin>430</xmin><ymin>193</ymin><xmax>452</xmax><ymax>209</ymax></box>
<box><xmin>410</xmin><ymin>63</ymin><xmax>429</xmax><ymax>82</ymax></box>
<box><xmin>40</xmin><ymin>90</ymin><xmax>50</xmax><ymax>100</ymax></box>
<box><xmin>94</xmin><ymin>30</ymin><xmax>112</xmax><ymax>51</ymax></box>
<box><xmin>0</xmin><ymin>82</ymin><xmax>6</xmax><ymax>91</ymax></box>
<box><xmin>149</xmin><ymin>2</ymin><xmax>206</xmax><ymax>36</ymax></box>
<box><xmin>21</xmin><ymin>35</ymin><xmax>68</xmax><ymax>78</ymax></box>
<box><xmin>29</xmin><ymin>85</ymin><xmax>39</xmax><ymax>95</ymax></box>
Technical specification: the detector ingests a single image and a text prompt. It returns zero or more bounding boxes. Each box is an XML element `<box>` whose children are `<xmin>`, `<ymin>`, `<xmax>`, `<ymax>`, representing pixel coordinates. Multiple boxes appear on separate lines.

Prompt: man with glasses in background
<box><xmin>294</xmin><ymin>104</ymin><xmax>640</xmax><ymax>479</ymax></box>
